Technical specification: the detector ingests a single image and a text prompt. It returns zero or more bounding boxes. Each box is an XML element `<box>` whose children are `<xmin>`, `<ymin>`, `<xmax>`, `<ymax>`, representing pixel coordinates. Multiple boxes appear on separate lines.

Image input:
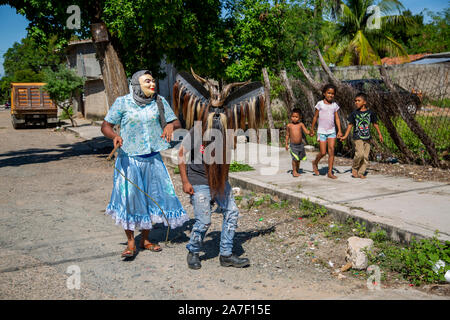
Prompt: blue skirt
<box><xmin>106</xmin><ymin>151</ymin><xmax>188</xmax><ymax>231</ymax></box>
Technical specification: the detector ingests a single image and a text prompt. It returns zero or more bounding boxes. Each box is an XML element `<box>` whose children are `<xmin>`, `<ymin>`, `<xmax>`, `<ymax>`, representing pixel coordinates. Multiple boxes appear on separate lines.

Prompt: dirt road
<box><xmin>0</xmin><ymin>108</ymin><xmax>445</xmax><ymax>300</ymax></box>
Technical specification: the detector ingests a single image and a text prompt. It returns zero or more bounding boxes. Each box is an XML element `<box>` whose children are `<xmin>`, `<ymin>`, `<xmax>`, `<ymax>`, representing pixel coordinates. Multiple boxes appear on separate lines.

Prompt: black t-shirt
<box><xmin>347</xmin><ymin>109</ymin><xmax>378</xmax><ymax>140</ymax></box>
<box><xmin>182</xmin><ymin>127</ymin><xmax>208</xmax><ymax>186</ymax></box>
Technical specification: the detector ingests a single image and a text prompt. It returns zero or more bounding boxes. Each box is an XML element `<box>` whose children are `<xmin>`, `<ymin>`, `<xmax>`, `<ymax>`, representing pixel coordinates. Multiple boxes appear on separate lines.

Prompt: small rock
<box><xmin>338</xmin><ymin>273</ymin><xmax>347</xmax><ymax>280</ymax></box>
<box><xmin>270</xmin><ymin>195</ymin><xmax>280</xmax><ymax>204</ymax></box>
<box><xmin>346</xmin><ymin>236</ymin><xmax>374</xmax><ymax>270</ymax></box>
<box><xmin>240</xmin><ymin>198</ymin><xmax>249</xmax><ymax>208</ymax></box>
<box><xmin>340</xmin><ymin>262</ymin><xmax>352</xmax><ymax>272</ymax></box>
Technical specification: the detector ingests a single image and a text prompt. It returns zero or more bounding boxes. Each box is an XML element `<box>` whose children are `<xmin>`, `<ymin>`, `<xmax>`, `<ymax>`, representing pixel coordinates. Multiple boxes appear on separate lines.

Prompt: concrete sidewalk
<box><xmin>64</xmin><ymin>122</ymin><xmax>450</xmax><ymax>243</ymax></box>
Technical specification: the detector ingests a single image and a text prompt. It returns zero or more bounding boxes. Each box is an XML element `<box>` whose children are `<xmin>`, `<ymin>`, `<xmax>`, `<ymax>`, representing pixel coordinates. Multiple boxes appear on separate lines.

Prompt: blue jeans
<box><xmin>186</xmin><ymin>182</ymin><xmax>239</xmax><ymax>256</ymax></box>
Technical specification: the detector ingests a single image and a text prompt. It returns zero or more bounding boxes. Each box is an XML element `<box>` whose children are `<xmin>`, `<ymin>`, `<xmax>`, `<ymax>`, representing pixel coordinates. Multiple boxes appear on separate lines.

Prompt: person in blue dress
<box><xmin>101</xmin><ymin>70</ymin><xmax>188</xmax><ymax>258</ymax></box>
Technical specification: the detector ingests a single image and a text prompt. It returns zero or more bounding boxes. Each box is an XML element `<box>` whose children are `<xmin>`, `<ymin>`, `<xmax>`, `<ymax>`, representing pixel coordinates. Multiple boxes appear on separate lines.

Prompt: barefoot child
<box><xmin>285</xmin><ymin>108</ymin><xmax>310</xmax><ymax>177</ymax></box>
<box><xmin>310</xmin><ymin>84</ymin><xmax>342</xmax><ymax>179</ymax></box>
<box><xmin>340</xmin><ymin>92</ymin><xmax>383</xmax><ymax>179</ymax></box>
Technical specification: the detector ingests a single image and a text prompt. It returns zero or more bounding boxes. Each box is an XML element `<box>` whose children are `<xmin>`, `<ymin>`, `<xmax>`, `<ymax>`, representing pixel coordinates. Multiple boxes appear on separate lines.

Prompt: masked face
<box><xmin>138</xmin><ymin>74</ymin><xmax>156</xmax><ymax>97</ymax></box>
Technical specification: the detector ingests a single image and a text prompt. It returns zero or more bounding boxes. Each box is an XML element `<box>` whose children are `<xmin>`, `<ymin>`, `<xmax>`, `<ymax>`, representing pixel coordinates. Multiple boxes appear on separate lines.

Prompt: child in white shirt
<box><xmin>309</xmin><ymin>84</ymin><xmax>342</xmax><ymax>179</ymax></box>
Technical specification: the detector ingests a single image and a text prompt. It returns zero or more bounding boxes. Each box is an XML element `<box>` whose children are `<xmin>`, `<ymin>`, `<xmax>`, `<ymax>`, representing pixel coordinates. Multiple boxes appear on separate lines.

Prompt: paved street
<box><xmin>0</xmin><ymin>108</ymin><xmax>447</xmax><ymax>300</ymax></box>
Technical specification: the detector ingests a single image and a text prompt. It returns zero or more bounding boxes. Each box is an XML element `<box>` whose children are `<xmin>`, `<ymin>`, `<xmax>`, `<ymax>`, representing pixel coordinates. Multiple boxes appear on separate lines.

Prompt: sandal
<box><xmin>140</xmin><ymin>242</ymin><xmax>162</xmax><ymax>252</ymax></box>
<box><xmin>121</xmin><ymin>246</ymin><xmax>137</xmax><ymax>258</ymax></box>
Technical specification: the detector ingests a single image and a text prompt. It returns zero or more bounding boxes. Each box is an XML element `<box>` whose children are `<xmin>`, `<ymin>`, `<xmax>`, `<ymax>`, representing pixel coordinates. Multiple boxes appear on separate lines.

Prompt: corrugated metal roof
<box><xmin>410</xmin><ymin>57</ymin><xmax>450</xmax><ymax>65</ymax></box>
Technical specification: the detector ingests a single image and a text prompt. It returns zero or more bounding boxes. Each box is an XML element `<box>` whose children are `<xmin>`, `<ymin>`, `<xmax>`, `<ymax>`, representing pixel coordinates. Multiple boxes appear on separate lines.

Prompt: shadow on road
<box><xmin>200</xmin><ymin>224</ymin><xmax>277</xmax><ymax>261</ymax></box>
<box><xmin>115</xmin><ymin>219</ymin><xmax>274</xmax><ymax>263</ymax></box>
<box><xmin>0</xmin><ymin>136</ymin><xmax>113</xmax><ymax>168</ymax></box>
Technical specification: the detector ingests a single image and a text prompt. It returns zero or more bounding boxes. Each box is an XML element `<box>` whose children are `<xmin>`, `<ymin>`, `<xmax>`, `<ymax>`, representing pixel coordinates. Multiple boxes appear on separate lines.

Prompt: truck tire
<box><xmin>11</xmin><ymin>115</ymin><xmax>23</xmax><ymax>129</ymax></box>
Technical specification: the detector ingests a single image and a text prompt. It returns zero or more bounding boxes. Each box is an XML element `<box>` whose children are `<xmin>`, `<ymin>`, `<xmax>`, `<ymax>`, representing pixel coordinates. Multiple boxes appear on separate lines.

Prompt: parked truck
<box><xmin>10</xmin><ymin>82</ymin><xmax>58</xmax><ymax>129</ymax></box>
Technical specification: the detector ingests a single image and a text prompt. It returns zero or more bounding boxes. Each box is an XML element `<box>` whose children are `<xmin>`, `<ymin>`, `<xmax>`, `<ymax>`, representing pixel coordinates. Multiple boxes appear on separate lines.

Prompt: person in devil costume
<box><xmin>175</xmin><ymin>69</ymin><xmax>263</xmax><ymax>270</ymax></box>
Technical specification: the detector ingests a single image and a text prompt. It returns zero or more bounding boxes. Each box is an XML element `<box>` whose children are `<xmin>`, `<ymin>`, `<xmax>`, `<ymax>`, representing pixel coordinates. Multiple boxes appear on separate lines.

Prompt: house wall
<box><xmin>84</xmin><ymin>79</ymin><xmax>108</xmax><ymax>120</ymax></box>
<box><xmin>67</xmin><ymin>41</ymin><xmax>108</xmax><ymax>119</ymax></box>
<box><xmin>157</xmin><ymin>59</ymin><xmax>178</xmax><ymax>108</ymax></box>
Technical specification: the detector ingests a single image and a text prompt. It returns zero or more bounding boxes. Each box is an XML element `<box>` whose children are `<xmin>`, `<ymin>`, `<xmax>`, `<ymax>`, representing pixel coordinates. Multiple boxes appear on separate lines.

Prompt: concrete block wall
<box><xmin>310</xmin><ymin>63</ymin><xmax>450</xmax><ymax>99</ymax></box>
<box><xmin>84</xmin><ymin>79</ymin><xmax>108</xmax><ymax>120</ymax></box>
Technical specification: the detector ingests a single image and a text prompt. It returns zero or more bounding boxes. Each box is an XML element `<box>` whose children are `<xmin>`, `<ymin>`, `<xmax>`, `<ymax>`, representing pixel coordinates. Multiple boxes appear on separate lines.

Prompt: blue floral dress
<box><xmin>104</xmin><ymin>94</ymin><xmax>188</xmax><ymax>230</ymax></box>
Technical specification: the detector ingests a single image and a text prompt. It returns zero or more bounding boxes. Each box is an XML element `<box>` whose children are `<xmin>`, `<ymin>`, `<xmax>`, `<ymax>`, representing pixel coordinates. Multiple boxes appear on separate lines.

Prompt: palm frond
<box><xmin>339</xmin><ymin>2</ymin><xmax>360</xmax><ymax>29</ymax></box>
<box><xmin>377</xmin><ymin>0</ymin><xmax>405</xmax><ymax>15</ymax></box>
<box><xmin>377</xmin><ymin>34</ymin><xmax>409</xmax><ymax>58</ymax></box>
<box><xmin>380</xmin><ymin>14</ymin><xmax>417</xmax><ymax>30</ymax></box>
<box><xmin>351</xmin><ymin>30</ymin><xmax>380</xmax><ymax>65</ymax></box>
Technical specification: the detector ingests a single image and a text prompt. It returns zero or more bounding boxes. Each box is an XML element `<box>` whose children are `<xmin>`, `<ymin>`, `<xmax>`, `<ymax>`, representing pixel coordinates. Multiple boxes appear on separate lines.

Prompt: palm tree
<box><xmin>327</xmin><ymin>0</ymin><xmax>414</xmax><ymax>65</ymax></box>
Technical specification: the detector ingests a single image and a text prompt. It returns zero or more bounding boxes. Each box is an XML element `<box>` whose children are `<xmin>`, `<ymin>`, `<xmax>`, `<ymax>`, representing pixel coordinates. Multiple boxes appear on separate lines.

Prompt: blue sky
<box><xmin>0</xmin><ymin>1</ymin><xmax>449</xmax><ymax>77</ymax></box>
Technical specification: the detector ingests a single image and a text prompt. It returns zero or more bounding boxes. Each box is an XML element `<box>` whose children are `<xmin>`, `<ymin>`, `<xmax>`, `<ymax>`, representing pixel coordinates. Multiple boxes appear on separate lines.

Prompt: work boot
<box><xmin>187</xmin><ymin>251</ymin><xmax>201</xmax><ymax>270</ymax></box>
<box><xmin>219</xmin><ymin>254</ymin><xmax>250</xmax><ymax>268</ymax></box>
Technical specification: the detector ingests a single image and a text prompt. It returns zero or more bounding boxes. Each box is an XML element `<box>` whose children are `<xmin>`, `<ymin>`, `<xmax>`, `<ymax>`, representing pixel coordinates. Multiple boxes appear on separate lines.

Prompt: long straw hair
<box><xmin>201</xmin><ymin>106</ymin><xmax>230</xmax><ymax>197</ymax></box>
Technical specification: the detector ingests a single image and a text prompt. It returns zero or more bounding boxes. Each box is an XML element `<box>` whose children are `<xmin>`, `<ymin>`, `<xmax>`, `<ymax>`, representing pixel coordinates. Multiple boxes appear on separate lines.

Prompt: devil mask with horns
<box><xmin>174</xmin><ymin>68</ymin><xmax>266</xmax><ymax>196</ymax></box>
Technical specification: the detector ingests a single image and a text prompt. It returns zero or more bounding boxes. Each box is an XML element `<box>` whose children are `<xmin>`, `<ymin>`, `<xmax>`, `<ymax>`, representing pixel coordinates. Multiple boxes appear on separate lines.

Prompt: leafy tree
<box><xmin>102</xmin><ymin>0</ymin><xmax>230</xmax><ymax>78</ymax></box>
<box><xmin>404</xmin><ymin>8</ymin><xmax>450</xmax><ymax>54</ymax></box>
<box><xmin>2</xmin><ymin>0</ymin><xmax>232</xmax><ymax>104</ymax></box>
<box><xmin>43</xmin><ymin>65</ymin><xmax>85</xmax><ymax>127</ymax></box>
<box><xmin>326</xmin><ymin>0</ymin><xmax>414</xmax><ymax>65</ymax></box>
<box><xmin>0</xmin><ymin>34</ymin><xmax>63</xmax><ymax>103</ymax></box>
<box><xmin>224</xmin><ymin>0</ymin><xmax>319</xmax><ymax>81</ymax></box>
<box><xmin>223</xmin><ymin>0</ymin><xmax>286</xmax><ymax>81</ymax></box>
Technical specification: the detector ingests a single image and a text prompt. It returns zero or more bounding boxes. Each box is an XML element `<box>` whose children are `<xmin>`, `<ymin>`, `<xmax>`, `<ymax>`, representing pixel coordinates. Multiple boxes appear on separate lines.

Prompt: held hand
<box><xmin>339</xmin><ymin>135</ymin><xmax>346</xmax><ymax>142</ymax></box>
<box><xmin>161</xmin><ymin>123</ymin><xmax>174</xmax><ymax>142</ymax></box>
<box><xmin>113</xmin><ymin>135</ymin><xmax>123</xmax><ymax>149</ymax></box>
<box><xmin>182</xmin><ymin>182</ymin><xmax>194</xmax><ymax>195</ymax></box>
<box><xmin>337</xmin><ymin>131</ymin><xmax>343</xmax><ymax>139</ymax></box>
<box><xmin>285</xmin><ymin>145</ymin><xmax>289</xmax><ymax>151</ymax></box>
<box><xmin>309</xmin><ymin>130</ymin><xmax>315</xmax><ymax>137</ymax></box>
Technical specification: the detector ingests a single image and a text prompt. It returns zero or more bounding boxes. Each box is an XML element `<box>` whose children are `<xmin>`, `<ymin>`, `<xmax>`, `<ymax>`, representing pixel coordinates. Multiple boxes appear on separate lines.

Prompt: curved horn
<box><xmin>191</xmin><ymin>67</ymin><xmax>215</xmax><ymax>98</ymax></box>
<box><xmin>190</xmin><ymin>67</ymin><xmax>208</xmax><ymax>84</ymax></box>
<box><xmin>222</xmin><ymin>80</ymin><xmax>251</xmax><ymax>98</ymax></box>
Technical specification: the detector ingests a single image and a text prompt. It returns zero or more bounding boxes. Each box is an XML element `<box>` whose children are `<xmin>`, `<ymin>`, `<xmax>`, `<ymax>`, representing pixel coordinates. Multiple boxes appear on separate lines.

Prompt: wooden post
<box><xmin>262</xmin><ymin>68</ymin><xmax>275</xmax><ymax>130</ymax></box>
<box><xmin>380</xmin><ymin>64</ymin><xmax>440</xmax><ymax>167</ymax></box>
<box><xmin>279</xmin><ymin>69</ymin><xmax>297</xmax><ymax>112</ymax></box>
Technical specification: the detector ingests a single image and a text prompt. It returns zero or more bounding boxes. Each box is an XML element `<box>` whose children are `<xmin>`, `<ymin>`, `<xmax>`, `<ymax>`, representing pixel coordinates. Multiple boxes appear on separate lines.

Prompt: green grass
<box><xmin>173</xmin><ymin>161</ymin><xmax>255</xmax><ymax>174</ymax></box>
<box><xmin>366</xmin><ymin>232</ymin><xmax>450</xmax><ymax>286</ymax></box>
<box><xmin>371</xmin><ymin>115</ymin><xmax>450</xmax><ymax>161</ymax></box>
<box><xmin>424</xmin><ymin>97</ymin><xmax>450</xmax><ymax>108</ymax></box>
<box><xmin>229</xmin><ymin>161</ymin><xmax>255</xmax><ymax>172</ymax></box>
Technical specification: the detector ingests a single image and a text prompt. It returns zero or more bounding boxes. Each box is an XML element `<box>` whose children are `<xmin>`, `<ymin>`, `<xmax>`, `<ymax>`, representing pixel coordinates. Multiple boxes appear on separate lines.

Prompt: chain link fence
<box><xmin>275</xmin><ymin>63</ymin><xmax>450</xmax><ymax>167</ymax></box>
